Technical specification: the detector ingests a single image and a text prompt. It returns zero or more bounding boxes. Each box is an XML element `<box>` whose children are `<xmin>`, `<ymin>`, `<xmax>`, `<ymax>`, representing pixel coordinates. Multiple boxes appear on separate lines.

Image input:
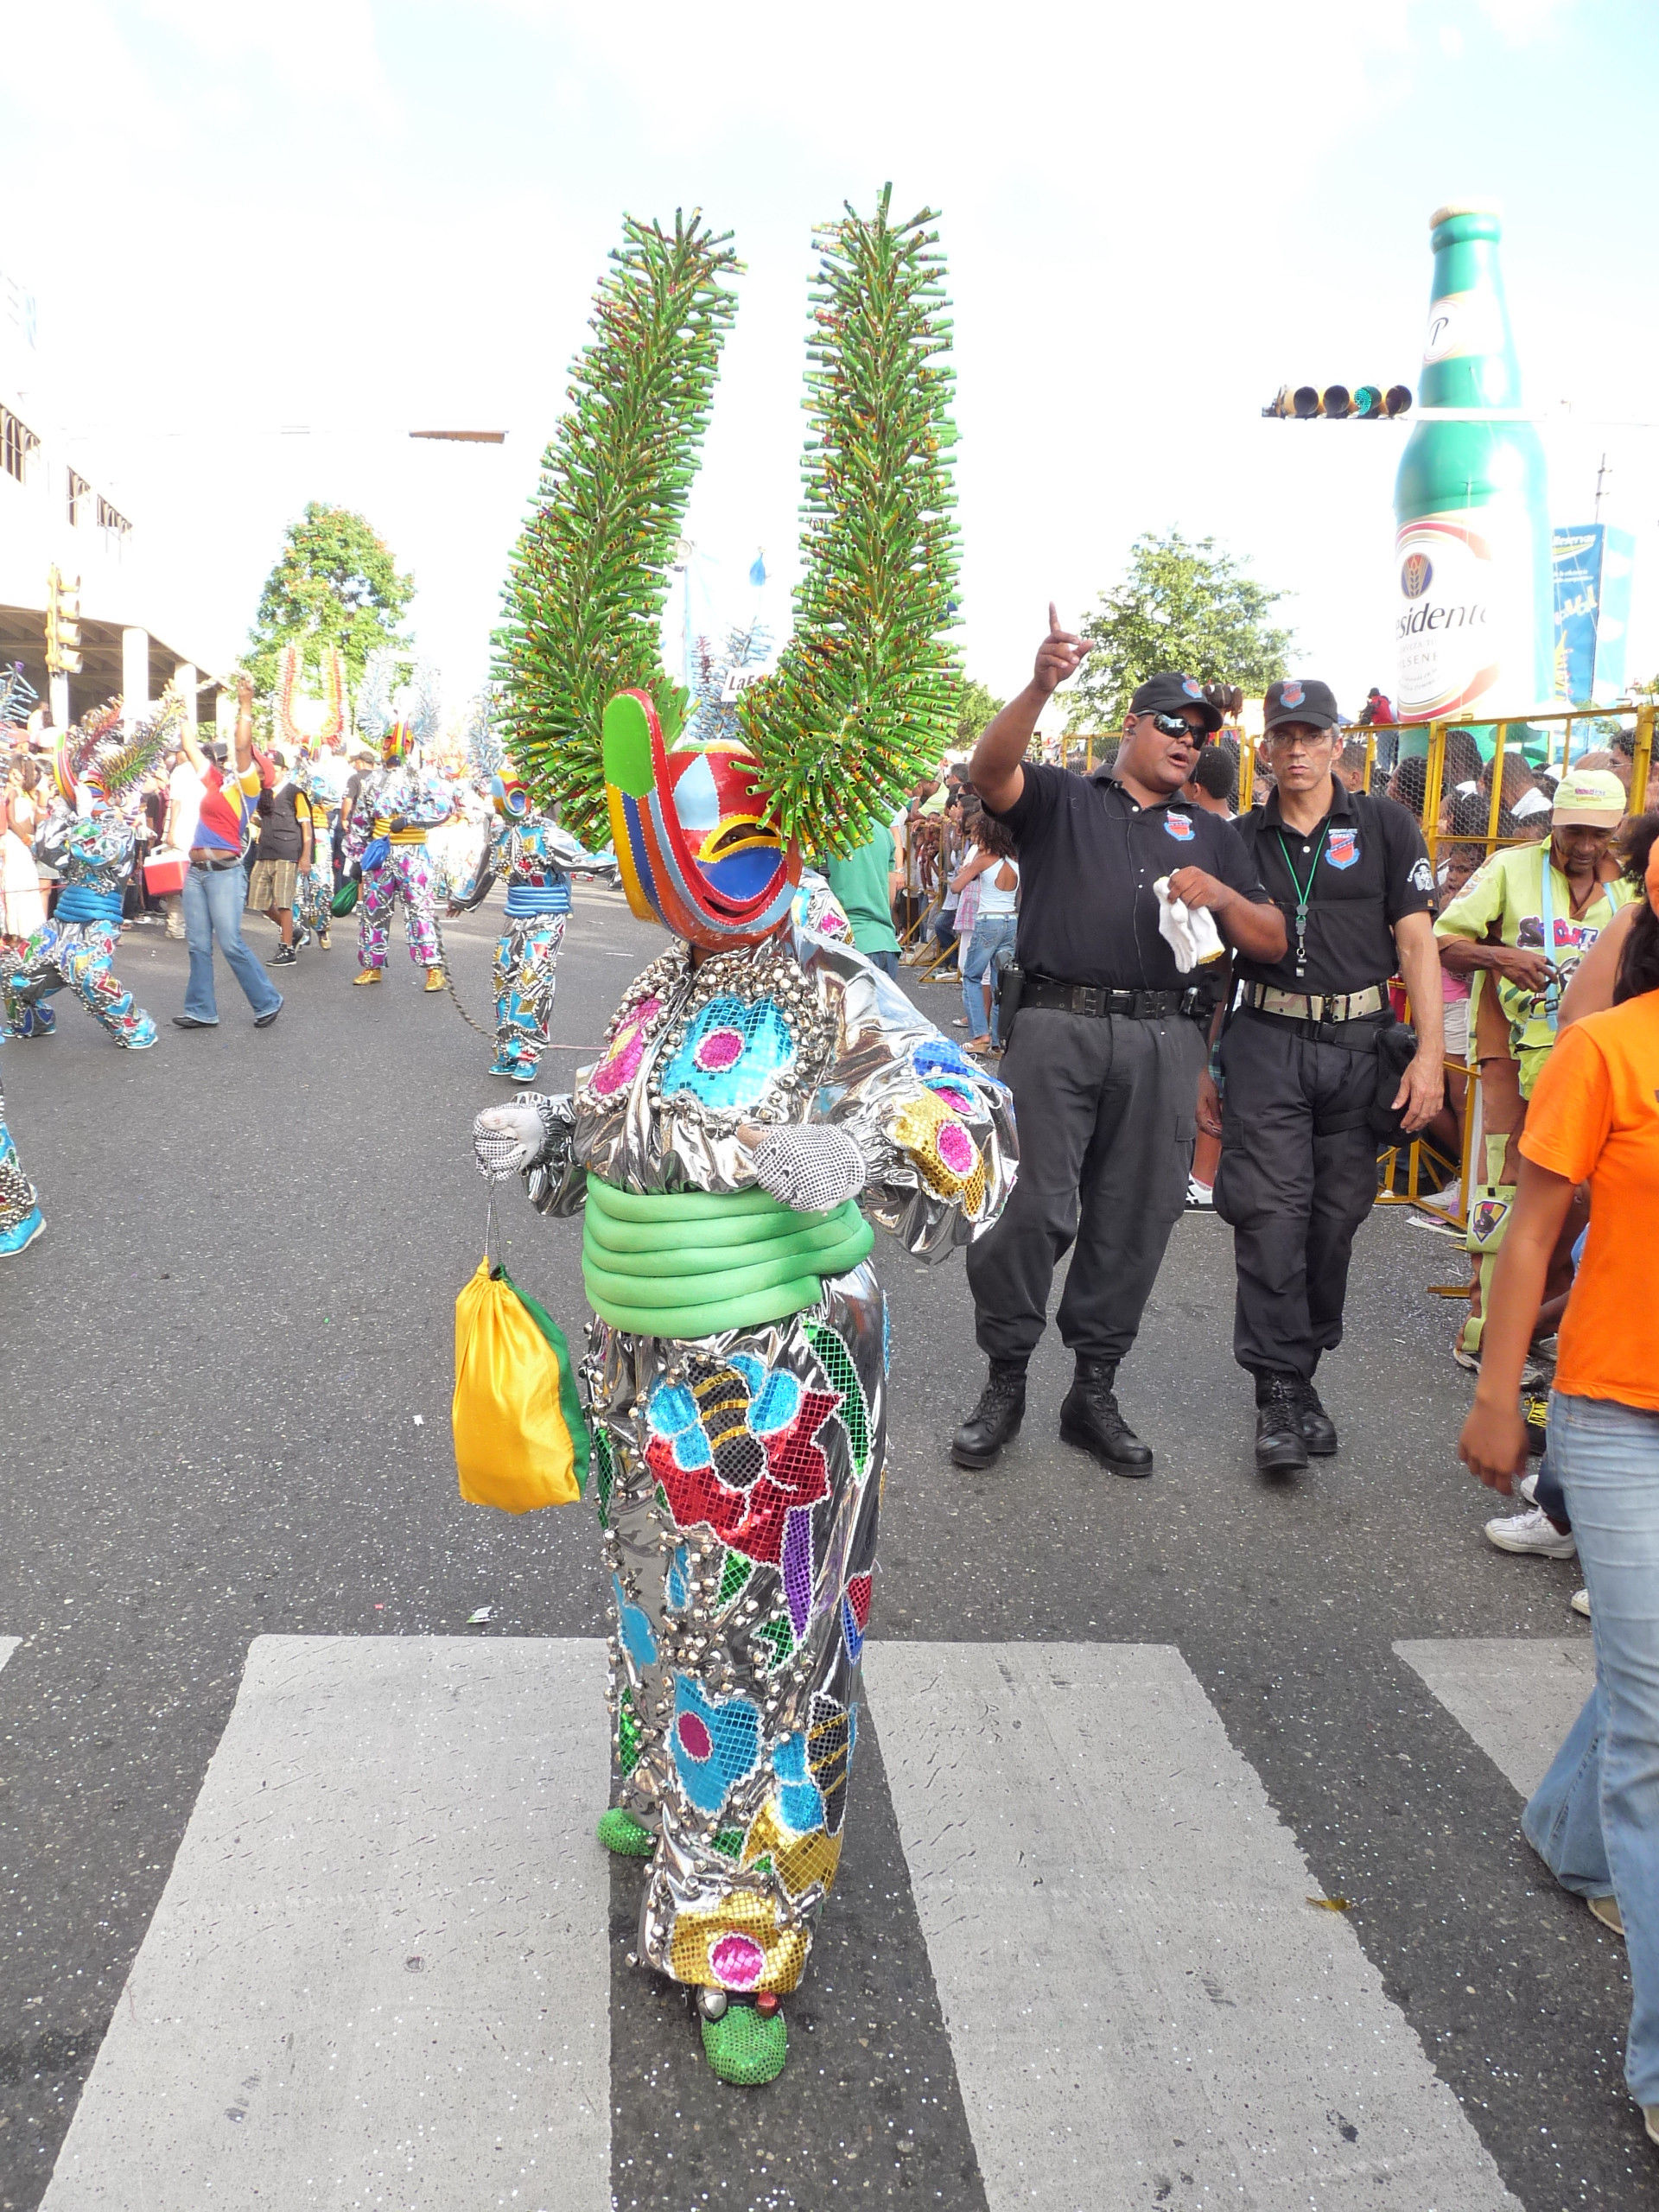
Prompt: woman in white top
<box><xmin>950</xmin><ymin>809</ymin><xmax>1020</xmax><ymax>1054</ymax></box>
<box><xmin>1</xmin><ymin>758</ymin><xmax>48</xmax><ymax>945</ymax></box>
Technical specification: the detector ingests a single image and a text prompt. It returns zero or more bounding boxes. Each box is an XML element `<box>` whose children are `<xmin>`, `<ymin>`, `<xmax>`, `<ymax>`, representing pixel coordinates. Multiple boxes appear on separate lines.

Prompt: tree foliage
<box><xmin>952</xmin><ymin>677</ymin><xmax>1003</xmax><ymax>751</ymax></box>
<box><xmin>245</xmin><ymin>503</ymin><xmax>415</xmax><ymax>701</ymax></box>
<box><xmin>1068</xmin><ymin>531</ymin><xmax>1293</xmax><ymax>732</ymax></box>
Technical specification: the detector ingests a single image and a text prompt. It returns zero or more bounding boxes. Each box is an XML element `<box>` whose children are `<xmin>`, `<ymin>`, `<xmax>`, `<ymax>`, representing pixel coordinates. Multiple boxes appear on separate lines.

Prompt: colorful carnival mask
<box><xmin>491</xmin><ymin>772</ymin><xmax>531</xmax><ymax>820</ymax></box>
<box><xmin>603</xmin><ymin>690</ymin><xmax>799</xmax><ymax>950</ymax></box>
<box><xmin>382</xmin><ymin>720</ymin><xmax>413</xmax><ymax>766</ymax></box>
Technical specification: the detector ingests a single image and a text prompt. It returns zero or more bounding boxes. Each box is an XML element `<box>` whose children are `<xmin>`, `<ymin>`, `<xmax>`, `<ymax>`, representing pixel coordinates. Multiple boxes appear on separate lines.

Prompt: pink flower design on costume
<box><xmin>709</xmin><ymin>1932</ymin><xmax>766</xmax><ymax>1990</ymax></box>
<box><xmin>935</xmin><ymin>1119</ymin><xmax>976</xmax><ymax>1178</ymax></box>
<box><xmin>693</xmin><ymin>1026</ymin><xmax>745</xmax><ymax>1073</ymax></box>
<box><xmin>592</xmin><ymin>996</ymin><xmax>663</xmax><ymax>1097</ymax></box>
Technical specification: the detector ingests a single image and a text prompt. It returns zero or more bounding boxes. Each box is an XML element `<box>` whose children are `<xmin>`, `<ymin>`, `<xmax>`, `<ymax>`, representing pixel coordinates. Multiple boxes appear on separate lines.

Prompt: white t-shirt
<box><xmin>168</xmin><ymin>761</ymin><xmax>205</xmax><ymax>851</ymax></box>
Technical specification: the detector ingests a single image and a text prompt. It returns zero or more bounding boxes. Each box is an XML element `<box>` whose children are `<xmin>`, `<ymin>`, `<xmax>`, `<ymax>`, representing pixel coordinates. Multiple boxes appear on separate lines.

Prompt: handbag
<box><xmin>330</xmin><ymin>879</ymin><xmax>360</xmax><ymax>917</ymax></box>
<box><xmin>452</xmin><ymin>1200</ymin><xmax>590</xmax><ymax>1512</ymax></box>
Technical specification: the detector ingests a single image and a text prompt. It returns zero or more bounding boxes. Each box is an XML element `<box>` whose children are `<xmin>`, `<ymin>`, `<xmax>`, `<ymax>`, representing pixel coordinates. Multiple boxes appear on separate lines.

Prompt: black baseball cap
<box><xmin>1264</xmin><ymin>677</ymin><xmax>1341</xmax><ymax>733</ymax></box>
<box><xmin>1128</xmin><ymin>673</ymin><xmax>1224</xmax><ymax>733</ymax></box>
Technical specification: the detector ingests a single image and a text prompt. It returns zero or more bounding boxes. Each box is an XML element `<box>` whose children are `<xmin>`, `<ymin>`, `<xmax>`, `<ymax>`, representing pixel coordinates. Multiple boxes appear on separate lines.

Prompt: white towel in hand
<box><xmin>1153</xmin><ymin>875</ymin><xmax>1225</xmax><ymax>974</ymax></box>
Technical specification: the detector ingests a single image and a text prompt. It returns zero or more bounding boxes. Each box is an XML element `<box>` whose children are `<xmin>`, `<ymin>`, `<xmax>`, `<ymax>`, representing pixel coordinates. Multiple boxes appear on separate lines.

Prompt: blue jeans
<box><xmin>868</xmin><ymin>947</ymin><xmax>901</xmax><ymax>979</ymax></box>
<box><xmin>962</xmin><ymin>916</ymin><xmax>1017</xmax><ymax>1046</ymax></box>
<box><xmin>183</xmin><ymin>863</ymin><xmax>283</xmax><ymax>1022</ymax></box>
<box><xmin>1522</xmin><ymin>1390</ymin><xmax>1659</xmax><ymax>2106</ymax></box>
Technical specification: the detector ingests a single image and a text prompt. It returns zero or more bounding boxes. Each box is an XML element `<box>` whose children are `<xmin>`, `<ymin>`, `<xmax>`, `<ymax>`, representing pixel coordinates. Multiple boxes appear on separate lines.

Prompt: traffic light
<box><xmin>1262</xmin><ymin>384</ymin><xmax>1412</xmax><ymax>420</ymax></box>
<box><xmin>45</xmin><ymin>565</ymin><xmax>83</xmax><ymax>675</ymax></box>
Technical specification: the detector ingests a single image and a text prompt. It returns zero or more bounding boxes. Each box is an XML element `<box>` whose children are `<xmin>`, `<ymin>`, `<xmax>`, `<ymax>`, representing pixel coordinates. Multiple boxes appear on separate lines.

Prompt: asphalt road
<box><xmin>0</xmin><ymin>885</ymin><xmax>1643</xmax><ymax>2210</ymax></box>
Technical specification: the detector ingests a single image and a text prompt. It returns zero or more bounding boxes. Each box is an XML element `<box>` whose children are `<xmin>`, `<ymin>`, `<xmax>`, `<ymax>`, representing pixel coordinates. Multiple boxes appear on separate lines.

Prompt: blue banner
<box><xmin>1554</xmin><ymin>524</ymin><xmax>1637</xmax><ymax>704</ymax></box>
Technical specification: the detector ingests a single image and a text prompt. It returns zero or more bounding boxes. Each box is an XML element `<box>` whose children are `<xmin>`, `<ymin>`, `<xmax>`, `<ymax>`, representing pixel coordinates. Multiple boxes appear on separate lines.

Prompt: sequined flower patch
<box><xmin>891</xmin><ymin>1090</ymin><xmax>988</xmax><ymax>1215</ymax></box>
<box><xmin>645</xmin><ymin>1356</ymin><xmax>840</xmax><ymax>1568</ymax></box>
<box><xmin>658</xmin><ymin>993</ymin><xmax>796</xmax><ymax>1112</ymax></box>
<box><xmin>611</xmin><ymin>1573</ymin><xmax>658</xmax><ymax>1668</ymax></box>
<box><xmin>590</xmin><ymin>995</ymin><xmax>664</xmax><ymax>1097</ymax></box>
<box><xmin>671</xmin><ymin>1675</ymin><xmax>760</xmax><ymax>1815</ymax></box>
<box><xmin>667</xmin><ymin>1891</ymin><xmax>810</xmax><ymax>1995</ymax></box>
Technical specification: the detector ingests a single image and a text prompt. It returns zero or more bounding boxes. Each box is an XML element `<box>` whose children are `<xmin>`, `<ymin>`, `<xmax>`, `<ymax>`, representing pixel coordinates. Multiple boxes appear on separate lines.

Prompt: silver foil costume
<box><xmin>495</xmin><ymin>925</ymin><xmax>1015</xmax><ymax>1995</ymax></box>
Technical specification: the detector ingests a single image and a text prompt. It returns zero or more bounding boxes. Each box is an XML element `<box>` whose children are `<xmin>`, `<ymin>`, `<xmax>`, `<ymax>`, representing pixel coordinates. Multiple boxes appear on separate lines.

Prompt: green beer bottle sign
<box><xmin>1393</xmin><ymin>205</ymin><xmax>1554</xmax><ymax>722</ymax></box>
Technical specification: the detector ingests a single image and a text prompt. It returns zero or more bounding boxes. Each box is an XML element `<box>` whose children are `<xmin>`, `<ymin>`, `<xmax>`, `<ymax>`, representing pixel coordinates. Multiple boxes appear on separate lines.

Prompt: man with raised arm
<box><xmin>953</xmin><ymin>609</ymin><xmax>1286</xmax><ymax>1476</ymax></box>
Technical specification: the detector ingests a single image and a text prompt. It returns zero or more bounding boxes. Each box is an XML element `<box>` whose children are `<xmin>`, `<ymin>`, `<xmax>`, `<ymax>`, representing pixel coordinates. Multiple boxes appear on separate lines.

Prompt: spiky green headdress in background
<box><xmin>497</xmin><ymin>189</ymin><xmax>960</xmax><ymax>858</ymax></box>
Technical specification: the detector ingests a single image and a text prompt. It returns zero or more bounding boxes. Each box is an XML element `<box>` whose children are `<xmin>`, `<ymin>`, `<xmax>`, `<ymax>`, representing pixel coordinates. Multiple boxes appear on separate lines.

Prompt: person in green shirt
<box><xmin>1434</xmin><ymin>766</ymin><xmax>1633</xmax><ymax>1359</ymax></box>
<box><xmin>822</xmin><ymin>821</ymin><xmax>902</xmax><ymax>976</ymax></box>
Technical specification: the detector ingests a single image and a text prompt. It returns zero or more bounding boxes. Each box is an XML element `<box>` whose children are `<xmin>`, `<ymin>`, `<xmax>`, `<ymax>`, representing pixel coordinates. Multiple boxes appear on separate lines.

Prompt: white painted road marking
<box><xmin>1395</xmin><ymin>1637</ymin><xmax>1595</xmax><ymax>1799</ymax></box>
<box><xmin>0</xmin><ymin>1637</ymin><xmax>17</xmax><ymax>1675</ymax></box>
<box><xmin>864</xmin><ymin>1641</ymin><xmax>1521</xmax><ymax>2212</ymax></box>
<box><xmin>41</xmin><ymin>1636</ymin><xmax>610</xmax><ymax>2212</ymax></box>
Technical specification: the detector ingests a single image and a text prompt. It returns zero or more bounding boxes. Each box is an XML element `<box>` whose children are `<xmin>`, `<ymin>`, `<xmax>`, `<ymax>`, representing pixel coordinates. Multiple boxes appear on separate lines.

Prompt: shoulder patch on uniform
<box><xmin>1408</xmin><ymin>857</ymin><xmax>1434</xmax><ymax>893</ymax></box>
<box><xmin>1326</xmin><ymin>827</ymin><xmax>1359</xmax><ymax>870</ymax></box>
<box><xmin>1163</xmin><ymin>811</ymin><xmax>1195</xmax><ymax>842</ymax></box>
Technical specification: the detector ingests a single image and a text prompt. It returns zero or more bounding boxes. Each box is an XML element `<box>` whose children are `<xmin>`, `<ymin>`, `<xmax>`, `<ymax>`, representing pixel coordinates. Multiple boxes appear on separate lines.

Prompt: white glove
<box><xmin>751</xmin><ymin>1123</ymin><xmax>869</xmax><ymax>1212</ymax></box>
<box><xmin>472</xmin><ymin>1103</ymin><xmax>547</xmax><ymax>1182</ymax></box>
<box><xmin>1153</xmin><ymin>875</ymin><xmax>1224</xmax><ymax>975</ymax></box>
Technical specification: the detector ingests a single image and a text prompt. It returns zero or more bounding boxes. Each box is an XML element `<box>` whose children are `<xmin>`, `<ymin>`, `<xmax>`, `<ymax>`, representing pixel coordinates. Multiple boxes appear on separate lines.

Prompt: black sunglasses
<box><xmin>1145</xmin><ymin>712</ymin><xmax>1209</xmax><ymax>742</ymax></box>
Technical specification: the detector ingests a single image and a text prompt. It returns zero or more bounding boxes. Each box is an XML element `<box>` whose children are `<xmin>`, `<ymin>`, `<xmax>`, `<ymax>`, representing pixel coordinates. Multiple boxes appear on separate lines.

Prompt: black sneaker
<box><xmin>951</xmin><ymin>1362</ymin><xmax>1027</xmax><ymax>1469</ymax></box>
<box><xmin>270</xmin><ymin>945</ymin><xmax>298</xmax><ymax>966</ymax></box>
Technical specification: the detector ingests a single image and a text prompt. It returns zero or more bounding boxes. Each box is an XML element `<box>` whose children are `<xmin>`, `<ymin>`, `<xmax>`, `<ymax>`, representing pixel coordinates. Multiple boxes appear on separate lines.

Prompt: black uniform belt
<box><xmin>1023</xmin><ymin>976</ymin><xmax>1208</xmax><ymax>1020</ymax></box>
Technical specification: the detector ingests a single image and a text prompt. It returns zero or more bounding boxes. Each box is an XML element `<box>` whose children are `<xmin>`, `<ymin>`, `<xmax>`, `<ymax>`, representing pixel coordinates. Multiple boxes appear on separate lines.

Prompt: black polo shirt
<box><xmin>988</xmin><ymin>761</ymin><xmax>1269</xmax><ymax>991</ymax></box>
<box><xmin>1231</xmin><ymin>779</ymin><xmax>1433</xmax><ymax>994</ymax></box>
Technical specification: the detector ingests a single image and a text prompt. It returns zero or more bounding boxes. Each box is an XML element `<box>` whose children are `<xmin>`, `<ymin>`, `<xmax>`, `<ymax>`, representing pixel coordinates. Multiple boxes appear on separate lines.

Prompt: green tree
<box><xmin>952</xmin><ymin>676</ymin><xmax>1004</xmax><ymax>752</ymax></box>
<box><xmin>244</xmin><ymin>502</ymin><xmax>415</xmax><ymax>699</ymax></box>
<box><xmin>1068</xmin><ymin>531</ymin><xmax>1293</xmax><ymax>731</ymax></box>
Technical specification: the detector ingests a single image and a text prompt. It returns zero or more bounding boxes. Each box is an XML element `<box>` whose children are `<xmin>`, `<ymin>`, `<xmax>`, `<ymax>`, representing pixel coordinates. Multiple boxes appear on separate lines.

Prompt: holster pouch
<box><xmin>996</xmin><ymin>961</ymin><xmax>1025</xmax><ymax>1046</ymax></box>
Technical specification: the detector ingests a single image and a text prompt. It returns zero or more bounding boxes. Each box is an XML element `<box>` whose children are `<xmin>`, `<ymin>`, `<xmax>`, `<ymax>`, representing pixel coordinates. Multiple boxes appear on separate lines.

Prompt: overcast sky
<box><xmin>4</xmin><ymin>0</ymin><xmax>1655</xmax><ymax>721</ymax></box>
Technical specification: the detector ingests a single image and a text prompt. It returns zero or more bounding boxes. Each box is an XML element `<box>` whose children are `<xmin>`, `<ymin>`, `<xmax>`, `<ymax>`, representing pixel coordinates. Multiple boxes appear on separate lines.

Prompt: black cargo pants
<box><xmin>967</xmin><ymin>1006</ymin><xmax>1206</xmax><ymax>1368</ymax></box>
<box><xmin>1214</xmin><ymin>1008</ymin><xmax>1384</xmax><ymax>1382</ymax></box>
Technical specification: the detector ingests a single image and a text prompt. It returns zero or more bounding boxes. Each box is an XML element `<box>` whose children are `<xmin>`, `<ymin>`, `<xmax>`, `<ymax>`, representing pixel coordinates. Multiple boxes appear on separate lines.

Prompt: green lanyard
<box><xmin>1274</xmin><ymin>825</ymin><xmax>1329</xmax><ymax>979</ymax></box>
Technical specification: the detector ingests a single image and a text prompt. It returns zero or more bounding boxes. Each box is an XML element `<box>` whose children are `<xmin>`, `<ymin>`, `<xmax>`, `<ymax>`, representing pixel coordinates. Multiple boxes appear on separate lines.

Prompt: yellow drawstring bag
<box><xmin>452</xmin><ymin>1243</ymin><xmax>589</xmax><ymax>1513</ymax></box>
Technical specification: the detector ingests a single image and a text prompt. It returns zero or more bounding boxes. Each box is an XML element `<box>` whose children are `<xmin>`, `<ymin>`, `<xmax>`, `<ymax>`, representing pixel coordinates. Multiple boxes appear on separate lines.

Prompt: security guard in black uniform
<box><xmin>1211</xmin><ymin>678</ymin><xmax>1445</xmax><ymax>1473</ymax></box>
<box><xmin>953</xmin><ymin>611</ymin><xmax>1287</xmax><ymax>1475</ymax></box>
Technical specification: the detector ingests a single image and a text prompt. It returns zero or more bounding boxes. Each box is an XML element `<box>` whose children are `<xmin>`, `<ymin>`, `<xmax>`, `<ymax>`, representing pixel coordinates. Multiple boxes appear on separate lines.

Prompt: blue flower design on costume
<box><xmin>645</xmin><ymin>1378</ymin><xmax>715</xmax><ymax>1469</ymax></box>
<box><xmin>672</xmin><ymin>1675</ymin><xmax>760</xmax><ymax>1815</ymax></box>
<box><xmin>772</xmin><ymin>1732</ymin><xmax>825</xmax><ymax>1834</ymax></box>
<box><xmin>612</xmin><ymin>1573</ymin><xmax>658</xmax><ymax>1668</ymax></box>
<box><xmin>912</xmin><ymin>1036</ymin><xmax>1007</xmax><ymax>1100</ymax></box>
<box><xmin>658</xmin><ymin>994</ymin><xmax>796</xmax><ymax>1111</ymax></box>
<box><xmin>665</xmin><ymin>1543</ymin><xmax>690</xmax><ymax>1611</ymax></box>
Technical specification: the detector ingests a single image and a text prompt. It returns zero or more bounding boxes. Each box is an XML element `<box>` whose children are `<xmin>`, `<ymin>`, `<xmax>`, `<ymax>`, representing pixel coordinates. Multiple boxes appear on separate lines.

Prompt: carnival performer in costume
<box><xmin>470</xmin><ymin>197</ymin><xmax>1012</xmax><ymax>2088</ymax></box>
<box><xmin>290</xmin><ymin>753</ymin><xmax>334</xmax><ymax>951</ymax></box>
<box><xmin>3</xmin><ymin>697</ymin><xmax>180</xmax><ymax>1051</ymax></box>
<box><xmin>448</xmin><ymin>708</ymin><xmax>587</xmax><ymax>1080</ymax></box>
<box><xmin>343</xmin><ymin>656</ymin><xmax>450</xmax><ymax>991</ymax></box>
<box><xmin>0</xmin><ymin>955</ymin><xmax>43</xmax><ymax>1255</ymax></box>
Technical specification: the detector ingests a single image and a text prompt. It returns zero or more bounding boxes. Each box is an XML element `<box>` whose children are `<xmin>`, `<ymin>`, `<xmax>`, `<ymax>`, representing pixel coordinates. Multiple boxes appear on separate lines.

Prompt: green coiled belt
<box><xmin>581</xmin><ymin>1174</ymin><xmax>874</xmax><ymax>1338</ymax></box>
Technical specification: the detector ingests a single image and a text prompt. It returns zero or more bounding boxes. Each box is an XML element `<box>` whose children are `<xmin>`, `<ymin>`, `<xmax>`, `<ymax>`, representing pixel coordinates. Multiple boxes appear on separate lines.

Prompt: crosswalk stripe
<box><xmin>40</xmin><ymin>1635</ymin><xmax>611</xmax><ymax>2212</ymax></box>
<box><xmin>863</xmin><ymin>1641</ymin><xmax>1522</xmax><ymax>2212</ymax></box>
<box><xmin>1395</xmin><ymin>1637</ymin><xmax>1595</xmax><ymax>1800</ymax></box>
<box><xmin>0</xmin><ymin>1637</ymin><xmax>17</xmax><ymax>1675</ymax></box>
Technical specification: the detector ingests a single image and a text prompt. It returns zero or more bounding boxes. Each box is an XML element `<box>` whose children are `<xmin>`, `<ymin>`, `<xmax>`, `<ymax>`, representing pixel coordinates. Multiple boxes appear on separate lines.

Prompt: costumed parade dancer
<box><xmin>448</xmin><ymin>709</ymin><xmax>588</xmax><ymax>1081</ymax></box>
<box><xmin>343</xmin><ymin>655</ymin><xmax>450</xmax><ymax>992</ymax></box>
<box><xmin>3</xmin><ymin>697</ymin><xmax>179</xmax><ymax>1051</ymax></box>
<box><xmin>290</xmin><ymin>753</ymin><xmax>334</xmax><ymax>952</ymax></box>
<box><xmin>0</xmin><ymin>1025</ymin><xmax>41</xmax><ymax>1255</ymax></box>
<box><xmin>469</xmin><ymin>199</ymin><xmax>1014</xmax><ymax>2086</ymax></box>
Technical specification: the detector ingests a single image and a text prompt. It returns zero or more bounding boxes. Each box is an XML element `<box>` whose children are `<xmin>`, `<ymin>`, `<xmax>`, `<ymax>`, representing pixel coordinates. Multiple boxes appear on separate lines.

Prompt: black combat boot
<box><xmin>1253</xmin><ymin>1370</ymin><xmax>1309</xmax><ymax>1474</ymax></box>
<box><xmin>1295</xmin><ymin>1378</ymin><xmax>1338</xmax><ymax>1456</ymax></box>
<box><xmin>1058</xmin><ymin>1359</ymin><xmax>1153</xmax><ymax>1476</ymax></box>
<box><xmin>952</xmin><ymin>1360</ymin><xmax>1027</xmax><ymax>1469</ymax></box>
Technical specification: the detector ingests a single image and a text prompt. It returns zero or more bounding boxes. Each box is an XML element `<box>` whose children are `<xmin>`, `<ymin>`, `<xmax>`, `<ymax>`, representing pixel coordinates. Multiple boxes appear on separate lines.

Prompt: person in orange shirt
<box><xmin>1460</xmin><ymin>810</ymin><xmax>1659</xmax><ymax>2148</ymax></box>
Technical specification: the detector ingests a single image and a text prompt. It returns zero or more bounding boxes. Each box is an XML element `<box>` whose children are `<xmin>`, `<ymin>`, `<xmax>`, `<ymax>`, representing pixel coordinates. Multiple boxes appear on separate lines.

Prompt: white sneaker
<box><xmin>1421</xmin><ymin>1178</ymin><xmax>1462</xmax><ymax>1213</ymax></box>
<box><xmin>1185</xmin><ymin>1177</ymin><xmax>1215</xmax><ymax>1212</ymax></box>
<box><xmin>1484</xmin><ymin>1505</ymin><xmax>1577</xmax><ymax>1558</ymax></box>
<box><xmin>1516</xmin><ymin>1467</ymin><xmax>1539</xmax><ymax>1505</ymax></box>
<box><xmin>1571</xmin><ymin>1587</ymin><xmax>1591</xmax><ymax>1618</ymax></box>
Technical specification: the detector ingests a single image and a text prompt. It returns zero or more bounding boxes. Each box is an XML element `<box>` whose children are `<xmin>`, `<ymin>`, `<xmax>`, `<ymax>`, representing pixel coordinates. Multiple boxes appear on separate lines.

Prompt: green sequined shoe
<box><xmin>697</xmin><ymin>1993</ymin><xmax>787</xmax><ymax>2085</ymax></box>
<box><xmin>596</xmin><ymin>1808</ymin><xmax>654</xmax><ymax>1859</ymax></box>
